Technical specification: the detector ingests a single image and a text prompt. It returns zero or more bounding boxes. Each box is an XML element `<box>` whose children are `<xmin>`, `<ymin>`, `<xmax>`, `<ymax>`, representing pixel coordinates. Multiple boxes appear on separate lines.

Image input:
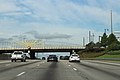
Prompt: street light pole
<box><xmin>83</xmin><ymin>37</ymin><xmax>85</xmax><ymax>47</ymax></box>
<box><xmin>89</xmin><ymin>31</ymin><xmax>91</xmax><ymax>43</ymax></box>
<box><xmin>111</xmin><ymin>10</ymin><xmax>113</xmax><ymax>33</ymax></box>
<box><xmin>104</xmin><ymin>29</ymin><xmax>109</xmax><ymax>34</ymax></box>
<box><xmin>92</xmin><ymin>33</ymin><xmax>95</xmax><ymax>42</ymax></box>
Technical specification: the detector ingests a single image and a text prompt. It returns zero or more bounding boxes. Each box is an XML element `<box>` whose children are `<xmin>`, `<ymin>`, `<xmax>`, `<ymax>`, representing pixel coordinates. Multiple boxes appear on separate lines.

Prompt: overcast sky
<box><xmin>0</xmin><ymin>0</ymin><xmax>120</xmax><ymax>46</ymax></box>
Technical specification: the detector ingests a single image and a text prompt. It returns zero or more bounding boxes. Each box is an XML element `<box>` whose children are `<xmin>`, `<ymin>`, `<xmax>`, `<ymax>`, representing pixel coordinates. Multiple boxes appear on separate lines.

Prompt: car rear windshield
<box><xmin>14</xmin><ymin>52</ymin><xmax>22</xmax><ymax>54</ymax></box>
<box><xmin>72</xmin><ymin>55</ymin><xmax>78</xmax><ymax>57</ymax></box>
<box><xmin>49</xmin><ymin>55</ymin><xmax>56</xmax><ymax>57</ymax></box>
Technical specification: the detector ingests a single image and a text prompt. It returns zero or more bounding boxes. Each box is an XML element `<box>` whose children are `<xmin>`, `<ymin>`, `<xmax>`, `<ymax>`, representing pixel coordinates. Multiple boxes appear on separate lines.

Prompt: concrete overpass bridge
<box><xmin>0</xmin><ymin>40</ymin><xmax>85</xmax><ymax>59</ymax></box>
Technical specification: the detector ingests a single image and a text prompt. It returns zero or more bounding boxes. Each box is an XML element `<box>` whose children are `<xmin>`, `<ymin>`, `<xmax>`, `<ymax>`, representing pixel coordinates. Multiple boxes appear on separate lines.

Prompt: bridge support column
<box><xmin>70</xmin><ymin>51</ymin><xmax>72</xmax><ymax>55</ymax></box>
<box><xmin>27</xmin><ymin>47</ymin><xmax>36</xmax><ymax>59</ymax></box>
<box><xmin>70</xmin><ymin>50</ymin><xmax>76</xmax><ymax>55</ymax></box>
<box><xmin>29</xmin><ymin>51</ymin><xmax>36</xmax><ymax>59</ymax></box>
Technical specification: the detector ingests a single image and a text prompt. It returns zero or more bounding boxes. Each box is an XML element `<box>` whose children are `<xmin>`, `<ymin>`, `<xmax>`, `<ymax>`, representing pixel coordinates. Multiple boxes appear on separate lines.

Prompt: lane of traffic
<box><xmin>67</xmin><ymin>60</ymin><xmax>120</xmax><ymax>80</ymax></box>
<box><xmin>81</xmin><ymin>60</ymin><xmax>120</xmax><ymax>76</ymax></box>
<box><xmin>18</xmin><ymin>60</ymin><xmax>93</xmax><ymax>80</ymax></box>
<box><xmin>1</xmin><ymin>60</ymin><xmax>88</xmax><ymax>80</ymax></box>
<box><xmin>0</xmin><ymin>60</ymin><xmax>40</xmax><ymax>73</ymax></box>
<box><xmin>0</xmin><ymin>60</ymin><xmax>44</xmax><ymax>80</ymax></box>
<box><xmin>1</xmin><ymin>60</ymin><xmax>120</xmax><ymax>80</ymax></box>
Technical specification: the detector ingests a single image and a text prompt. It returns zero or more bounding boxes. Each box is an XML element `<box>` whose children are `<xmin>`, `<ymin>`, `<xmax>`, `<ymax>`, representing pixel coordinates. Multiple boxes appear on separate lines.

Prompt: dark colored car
<box><xmin>47</xmin><ymin>55</ymin><xmax>58</xmax><ymax>62</ymax></box>
<box><xmin>42</xmin><ymin>57</ymin><xmax>46</xmax><ymax>60</ymax></box>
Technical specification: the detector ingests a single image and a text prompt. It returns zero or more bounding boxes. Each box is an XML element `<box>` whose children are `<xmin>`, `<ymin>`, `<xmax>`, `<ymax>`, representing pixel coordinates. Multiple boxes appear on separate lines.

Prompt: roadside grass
<box><xmin>96</xmin><ymin>50</ymin><xmax>120</xmax><ymax>59</ymax></box>
<box><xmin>79</xmin><ymin>51</ymin><xmax>105</xmax><ymax>59</ymax></box>
<box><xmin>96</xmin><ymin>53</ymin><xmax>120</xmax><ymax>59</ymax></box>
<box><xmin>79</xmin><ymin>50</ymin><xmax>120</xmax><ymax>59</ymax></box>
<box><xmin>0</xmin><ymin>53</ymin><xmax>11</xmax><ymax>60</ymax></box>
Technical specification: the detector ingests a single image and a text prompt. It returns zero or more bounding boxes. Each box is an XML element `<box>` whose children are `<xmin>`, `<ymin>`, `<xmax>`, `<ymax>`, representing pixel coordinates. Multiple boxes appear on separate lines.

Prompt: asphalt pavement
<box><xmin>0</xmin><ymin>60</ymin><xmax>120</xmax><ymax>80</ymax></box>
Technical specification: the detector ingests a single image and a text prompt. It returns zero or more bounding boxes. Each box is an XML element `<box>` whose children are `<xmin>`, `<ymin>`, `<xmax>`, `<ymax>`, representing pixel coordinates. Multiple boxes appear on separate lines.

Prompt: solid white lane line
<box><xmin>86</xmin><ymin>60</ymin><xmax>120</xmax><ymax>66</ymax></box>
<box><xmin>73</xmin><ymin>68</ymin><xmax>77</xmax><ymax>71</ymax></box>
<box><xmin>17</xmin><ymin>72</ymin><xmax>25</xmax><ymax>77</ymax></box>
<box><xmin>96</xmin><ymin>61</ymin><xmax>120</xmax><ymax>66</ymax></box>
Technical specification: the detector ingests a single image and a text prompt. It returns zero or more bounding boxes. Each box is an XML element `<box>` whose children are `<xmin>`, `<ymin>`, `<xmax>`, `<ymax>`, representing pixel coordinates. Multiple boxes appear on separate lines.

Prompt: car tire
<box><xmin>21</xmin><ymin>59</ymin><xmax>23</xmax><ymax>62</ymax></box>
<box><xmin>11</xmin><ymin>59</ymin><xmax>13</xmax><ymax>62</ymax></box>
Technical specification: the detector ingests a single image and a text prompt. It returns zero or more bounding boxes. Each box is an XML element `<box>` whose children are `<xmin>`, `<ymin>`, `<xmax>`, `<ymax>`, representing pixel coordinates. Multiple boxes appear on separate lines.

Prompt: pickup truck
<box><xmin>11</xmin><ymin>51</ymin><xmax>26</xmax><ymax>62</ymax></box>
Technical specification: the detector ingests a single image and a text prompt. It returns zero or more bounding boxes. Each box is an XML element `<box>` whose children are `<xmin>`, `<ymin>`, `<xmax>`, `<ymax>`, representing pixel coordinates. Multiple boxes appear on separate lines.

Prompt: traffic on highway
<box><xmin>0</xmin><ymin>59</ymin><xmax>120</xmax><ymax>80</ymax></box>
<box><xmin>1</xmin><ymin>0</ymin><xmax>120</xmax><ymax>80</ymax></box>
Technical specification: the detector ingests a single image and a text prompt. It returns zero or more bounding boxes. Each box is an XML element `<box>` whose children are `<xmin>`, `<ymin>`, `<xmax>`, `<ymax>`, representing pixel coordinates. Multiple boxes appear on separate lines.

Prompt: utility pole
<box><xmin>83</xmin><ymin>37</ymin><xmax>85</xmax><ymax>46</ymax></box>
<box><xmin>92</xmin><ymin>33</ymin><xmax>95</xmax><ymax>42</ymax></box>
<box><xmin>89</xmin><ymin>31</ymin><xmax>91</xmax><ymax>43</ymax></box>
<box><xmin>111</xmin><ymin>10</ymin><xmax>113</xmax><ymax>33</ymax></box>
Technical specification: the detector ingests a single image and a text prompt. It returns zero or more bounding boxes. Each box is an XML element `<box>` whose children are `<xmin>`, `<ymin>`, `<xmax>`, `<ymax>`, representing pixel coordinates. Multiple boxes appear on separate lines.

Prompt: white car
<box><xmin>69</xmin><ymin>54</ymin><xmax>80</xmax><ymax>62</ymax></box>
<box><xmin>11</xmin><ymin>51</ymin><xmax>26</xmax><ymax>62</ymax></box>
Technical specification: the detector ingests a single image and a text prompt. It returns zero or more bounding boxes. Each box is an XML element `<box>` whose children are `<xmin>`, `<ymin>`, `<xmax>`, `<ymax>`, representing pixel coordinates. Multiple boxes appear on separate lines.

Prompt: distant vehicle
<box><xmin>11</xmin><ymin>51</ymin><xmax>26</xmax><ymax>62</ymax></box>
<box><xmin>60</xmin><ymin>56</ymin><xmax>69</xmax><ymax>60</ymax></box>
<box><xmin>47</xmin><ymin>55</ymin><xmax>58</xmax><ymax>62</ymax></box>
<box><xmin>60</xmin><ymin>56</ymin><xmax>63</xmax><ymax>60</ymax></box>
<box><xmin>69</xmin><ymin>54</ymin><xmax>80</xmax><ymax>62</ymax></box>
<box><xmin>42</xmin><ymin>57</ymin><xmax>46</xmax><ymax>60</ymax></box>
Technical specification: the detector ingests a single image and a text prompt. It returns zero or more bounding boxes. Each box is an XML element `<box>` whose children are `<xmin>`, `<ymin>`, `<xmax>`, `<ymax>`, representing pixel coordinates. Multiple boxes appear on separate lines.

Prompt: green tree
<box><xmin>95</xmin><ymin>42</ymin><xmax>101</xmax><ymax>48</ymax></box>
<box><xmin>107</xmin><ymin>43</ymin><xmax>120</xmax><ymax>51</ymax></box>
<box><xmin>101</xmin><ymin>33</ymin><xmax>108</xmax><ymax>48</ymax></box>
<box><xmin>86</xmin><ymin>41</ymin><xmax>95</xmax><ymax>51</ymax></box>
<box><xmin>107</xmin><ymin>33</ymin><xmax>119</xmax><ymax>45</ymax></box>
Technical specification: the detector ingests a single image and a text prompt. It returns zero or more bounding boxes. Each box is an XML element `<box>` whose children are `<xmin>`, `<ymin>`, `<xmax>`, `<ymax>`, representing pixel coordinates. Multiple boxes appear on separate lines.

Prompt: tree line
<box><xmin>86</xmin><ymin>33</ymin><xmax>120</xmax><ymax>51</ymax></box>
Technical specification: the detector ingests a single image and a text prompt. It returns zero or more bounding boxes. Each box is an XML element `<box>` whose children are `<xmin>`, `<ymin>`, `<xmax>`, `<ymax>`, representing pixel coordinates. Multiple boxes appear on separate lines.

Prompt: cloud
<box><xmin>0</xmin><ymin>0</ymin><xmax>120</xmax><ymax>45</ymax></box>
<box><xmin>0</xmin><ymin>0</ymin><xmax>19</xmax><ymax>12</ymax></box>
<box><xmin>12</xmin><ymin>35</ymin><xmax>28</xmax><ymax>41</ymax></box>
<box><xmin>25</xmin><ymin>31</ymin><xmax>72</xmax><ymax>39</ymax></box>
<box><xmin>13</xmin><ymin>0</ymin><xmax>120</xmax><ymax>30</ymax></box>
<box><xmin>0</xmin><ymin>37</ymin><xmax>13</xmax><ymax>43</ymax></box>
<box><xmin>1</xmin><ymin>0</ymin><xmax>120</xmax><ymax>27</ymax></box>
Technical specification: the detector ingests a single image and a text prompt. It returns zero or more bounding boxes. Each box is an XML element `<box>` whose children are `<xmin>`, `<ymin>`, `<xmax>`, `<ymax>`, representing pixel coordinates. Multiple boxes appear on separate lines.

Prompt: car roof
<box><xmin>71</xmin><ymin>54</ymin><xmax>79</xmax><ymax>56</ymax></box>
<box><xmin>13</xmin><ymin>51</ymin><xmax>23</xmax><ymax>53</ymax></box>
<box><xmin>48</xmin><ymin>55</ymin><xmax>57</xmax><ymax>57</ymax></box>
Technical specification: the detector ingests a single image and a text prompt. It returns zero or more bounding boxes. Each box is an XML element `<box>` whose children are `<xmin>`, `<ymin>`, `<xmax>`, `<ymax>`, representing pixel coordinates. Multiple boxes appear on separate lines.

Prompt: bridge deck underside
<box><xmin>0</xmin><ymin>48</ymin><xmax>84</xmax><ymax>53</ymax></box>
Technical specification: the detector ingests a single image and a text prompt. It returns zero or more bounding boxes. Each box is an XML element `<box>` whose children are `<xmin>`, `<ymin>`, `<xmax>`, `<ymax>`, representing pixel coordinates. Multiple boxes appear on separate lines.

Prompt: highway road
<box><xmin>0</xmin><ymin>60</ymin><xmax>120</xmax><ymax>80</ymax></box>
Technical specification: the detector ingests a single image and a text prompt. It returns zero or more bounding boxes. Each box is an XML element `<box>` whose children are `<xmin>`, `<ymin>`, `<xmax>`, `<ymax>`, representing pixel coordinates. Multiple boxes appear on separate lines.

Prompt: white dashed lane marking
<box><xmin>17</xmin><ymin>72</ymin><xmax>25</xmax><ymax>77</ymax></box>
<box><xmin>68</xmin><ymin>65</ymin><xmax>71</xmax><ymax>66</ymax></box>
<box><xmin>73</xmin><ymin>68</ymin><xmax>77</xmax><ymax>71</ymax></box>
